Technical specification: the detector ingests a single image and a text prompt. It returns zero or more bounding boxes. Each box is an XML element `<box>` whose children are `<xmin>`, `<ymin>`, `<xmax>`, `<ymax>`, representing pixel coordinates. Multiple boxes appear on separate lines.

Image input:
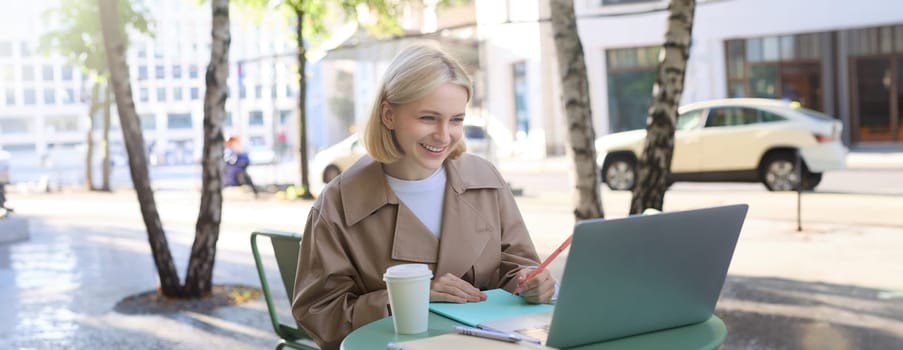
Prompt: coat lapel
<box><xmin>434</xmin><ymin>176</ymin><xmax>493</xmax><ymax>279</ymax></box>
<box><xmin>390</xmin><ymin>201</ymin><xmax>440</xmax><ymax>263</ymax></box>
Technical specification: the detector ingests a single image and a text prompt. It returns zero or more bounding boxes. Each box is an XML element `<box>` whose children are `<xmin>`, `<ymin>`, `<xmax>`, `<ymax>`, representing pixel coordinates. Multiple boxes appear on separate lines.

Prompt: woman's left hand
<box><xmin>514</xmin><ymin>267</ymin><xmax>556</xmax><ymax>304</ymax></box>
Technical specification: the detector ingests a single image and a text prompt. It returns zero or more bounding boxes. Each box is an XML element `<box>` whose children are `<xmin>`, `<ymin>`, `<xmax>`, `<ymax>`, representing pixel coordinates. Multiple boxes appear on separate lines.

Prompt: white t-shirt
<box><xmin>385</xmin><ymin>167</ymin><xmax>447</xmax><ymax>239</ymax></box>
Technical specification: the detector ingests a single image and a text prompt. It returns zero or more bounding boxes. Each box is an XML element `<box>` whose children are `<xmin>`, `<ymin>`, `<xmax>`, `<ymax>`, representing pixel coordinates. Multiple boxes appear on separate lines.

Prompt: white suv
<box><xmin>595</xmin><ymin>98</ymin><xmax>847</xmax><ymax>191</ymax></box>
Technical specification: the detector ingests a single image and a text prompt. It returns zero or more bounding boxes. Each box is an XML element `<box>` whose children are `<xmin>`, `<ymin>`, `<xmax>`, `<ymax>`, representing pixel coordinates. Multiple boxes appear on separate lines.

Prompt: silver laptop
<box><xmin>481</xmin><ymin>204</ymin><xmax>748</xmax><ymax>348</ymax></box>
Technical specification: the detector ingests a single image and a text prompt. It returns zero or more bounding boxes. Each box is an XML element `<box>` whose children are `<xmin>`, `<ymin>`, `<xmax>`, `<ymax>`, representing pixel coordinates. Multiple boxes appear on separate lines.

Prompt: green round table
<box><xmin>341</xmin><ymin>313</ymin><xmax>726</xmax><ymax>349</ymax></box>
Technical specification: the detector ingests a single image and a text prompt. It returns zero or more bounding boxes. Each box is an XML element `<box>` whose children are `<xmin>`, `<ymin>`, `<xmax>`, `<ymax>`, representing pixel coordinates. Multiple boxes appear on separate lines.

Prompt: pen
<box><xmin>454</xmin><ymin>325</ymin><xmax>520</xmax><ymax>343</ymax></box>
<box><xmin>515</xmin><ymin>234</ymin><xmax>573</xmax><ymax>294</ymax></box>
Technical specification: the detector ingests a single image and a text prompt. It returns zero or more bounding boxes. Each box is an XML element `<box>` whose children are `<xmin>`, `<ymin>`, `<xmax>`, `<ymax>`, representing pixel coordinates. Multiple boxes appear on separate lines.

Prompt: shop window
<box><xmin>606</xmin><ymin>46</ymin><xmax>660</xmax><ymax>132</ymax></box>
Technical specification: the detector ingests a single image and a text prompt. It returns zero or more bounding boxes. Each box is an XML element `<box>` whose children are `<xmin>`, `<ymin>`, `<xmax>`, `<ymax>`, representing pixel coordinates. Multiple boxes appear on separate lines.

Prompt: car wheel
<box><xmin>602</xmin><ymin>156</ymin><xmax>636</xmax><ymax>191</ymax></box>
<box><xmin>802</xmin><ymin>171</ymin><xmax>822</xmax><ymax>191</ymax></box>
<box><xmin>323</xmin><ymin>165</ymin><xmax>341</xmax><ymax>184</ymax></box>
<box><xmin>761</xmin><ymin>153</ymin><xmax>800</xmax><ymax>191</ymax></box>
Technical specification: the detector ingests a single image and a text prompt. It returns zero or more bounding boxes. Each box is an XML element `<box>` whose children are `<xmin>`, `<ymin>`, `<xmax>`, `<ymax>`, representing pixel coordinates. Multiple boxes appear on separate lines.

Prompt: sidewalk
<box><xmin>1</xmin><ymin>175</ymin><xmax>901</xmax><ymax>348</ymax></box>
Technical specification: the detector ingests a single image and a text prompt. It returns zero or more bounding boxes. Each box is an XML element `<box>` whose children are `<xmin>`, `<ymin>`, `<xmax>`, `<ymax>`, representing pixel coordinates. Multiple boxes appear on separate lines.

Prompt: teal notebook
<box><xmin>428</xmin><ymin>289</ymin><xmax>554</xmax><ymax>327</ymax></box>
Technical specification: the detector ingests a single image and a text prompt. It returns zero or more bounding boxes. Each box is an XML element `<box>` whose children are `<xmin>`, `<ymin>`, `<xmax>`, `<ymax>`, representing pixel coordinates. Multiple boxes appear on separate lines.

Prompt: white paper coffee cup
<box><xmin>383</xmin><ymin>264</ymin><xmax>433</xmax><ymax>334</ymax></box>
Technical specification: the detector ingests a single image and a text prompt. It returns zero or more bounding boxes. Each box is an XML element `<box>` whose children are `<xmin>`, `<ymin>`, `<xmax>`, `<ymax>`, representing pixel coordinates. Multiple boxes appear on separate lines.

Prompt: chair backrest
<box><xmin>251</xmin><ymin>229</ymin><xmax>317</xmax><ymax>349</ymax></box>
<box><xmin>270</xmin><ymin>234</ymin><xmax>301</xmax><ymax>302</ymax></box>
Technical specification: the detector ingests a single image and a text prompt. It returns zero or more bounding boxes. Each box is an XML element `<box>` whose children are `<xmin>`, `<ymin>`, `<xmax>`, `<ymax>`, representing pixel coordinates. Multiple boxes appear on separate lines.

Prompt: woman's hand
<box><xmin>430</xmin><ymin>273</ymin><xmax>487</xmax><ymax>303</ymax></box>
<box><xmin>514</xmin><ymin>267</ymin><xmax>556</xmax><ymax>304</ymax></box>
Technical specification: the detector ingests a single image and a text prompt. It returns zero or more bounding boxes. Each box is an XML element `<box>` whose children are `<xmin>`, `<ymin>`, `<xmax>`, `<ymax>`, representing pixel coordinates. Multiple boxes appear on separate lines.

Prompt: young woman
<box><xmin>291</xmin><ymin>43</ymin><xmax>556</xmax><ymax>350</ymax></box>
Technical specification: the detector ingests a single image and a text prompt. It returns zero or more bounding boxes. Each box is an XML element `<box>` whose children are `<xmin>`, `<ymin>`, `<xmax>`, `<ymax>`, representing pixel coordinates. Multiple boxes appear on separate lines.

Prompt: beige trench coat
<box><xmin>291</xmin><ymin>153</ymin><xmax>541</xmax><ymax>350</ymax></box>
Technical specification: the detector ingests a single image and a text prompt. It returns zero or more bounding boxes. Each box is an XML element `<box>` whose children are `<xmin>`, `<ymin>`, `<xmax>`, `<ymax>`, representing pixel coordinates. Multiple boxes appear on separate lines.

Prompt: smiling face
<box><xmin>380</xmin><ymin>82</ymin><xmax>468</xmax><ymax>180</ymax></box>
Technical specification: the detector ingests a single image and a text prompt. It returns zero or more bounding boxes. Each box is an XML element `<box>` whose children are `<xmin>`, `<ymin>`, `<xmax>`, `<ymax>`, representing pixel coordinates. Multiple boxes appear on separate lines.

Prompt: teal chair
<box><xmin>251</xmin><ymin>229</ymin><xmax>319</xmax><ymax>350</ymax></box>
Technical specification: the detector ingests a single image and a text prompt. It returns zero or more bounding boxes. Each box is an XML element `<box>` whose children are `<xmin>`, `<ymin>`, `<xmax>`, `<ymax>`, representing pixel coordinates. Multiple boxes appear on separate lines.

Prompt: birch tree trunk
<box><xmin>183</xmin><ymin>0</ymin><xmax>229</xmax><ymax>298</ymax></box>
<box><xmin>100</xmin><ymin>84</ymin><xmax>112</xmax><ymax>191</ymax></box>
<box><xmin>629</xmin><ymin>0</ymin><xmax>695</xmax><ymax>214</ymax></box>
<box><xmin>294</xmin><ymin>6</ymin><xmax>313</xmax><ymax>199</ymax></box>
<box><xmin>85</xmin><ymin>81</ymin><xmax>100</xmax><ymax>191</ymax></box>
<box><xmin>549</xmin><ymin>0</ymin><xmax>604</xmax><ymax>220</ymax></box>
<box><xmin>98</xmin><ymin>0</ymin><xmax>182</xmax><ymax>296</ymax></box>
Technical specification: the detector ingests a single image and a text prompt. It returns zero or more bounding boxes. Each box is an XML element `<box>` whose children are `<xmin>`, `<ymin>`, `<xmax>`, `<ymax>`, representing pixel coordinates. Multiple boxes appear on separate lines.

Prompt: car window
<box><xmin>705</xmin><ymin>107</ymin><xmax>759</xmax><ymax>127</ymax></box>
<box><xmin>676</xmin><ymin>109</ymin><xmax>704</xmax><ymax>131</ymax></box>
<box><xmin>758</xmin><ymin>109</ymin><xmax>786</xmax><ymax>123</ymax></box>
<box><xmin>464</xmin><ymin>125</ymin><xmax>486</xmax><ymax>140</ymax></box>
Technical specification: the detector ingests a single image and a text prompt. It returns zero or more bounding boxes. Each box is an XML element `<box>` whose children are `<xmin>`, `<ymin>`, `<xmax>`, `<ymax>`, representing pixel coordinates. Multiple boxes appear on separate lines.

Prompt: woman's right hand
<box><xmin>430</xmin><ymin>273</ymin><xmax>486</xmax><ymax>303</ymax></box>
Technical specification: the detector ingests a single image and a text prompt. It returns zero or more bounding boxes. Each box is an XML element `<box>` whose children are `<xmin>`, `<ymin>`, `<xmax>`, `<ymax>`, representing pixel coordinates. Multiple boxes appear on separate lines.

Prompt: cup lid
<box><xmin>383</xmin><ymin>263</ymin><xmax>432</xmax><ymax>280</ymax></box>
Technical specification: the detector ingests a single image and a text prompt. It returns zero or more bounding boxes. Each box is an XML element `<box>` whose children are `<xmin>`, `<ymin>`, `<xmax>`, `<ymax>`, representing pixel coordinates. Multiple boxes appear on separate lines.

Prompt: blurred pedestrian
<box><xmin>223</xmin><ymin>136</ymin><xmax>258</xmax><ymax>198</ymax></box>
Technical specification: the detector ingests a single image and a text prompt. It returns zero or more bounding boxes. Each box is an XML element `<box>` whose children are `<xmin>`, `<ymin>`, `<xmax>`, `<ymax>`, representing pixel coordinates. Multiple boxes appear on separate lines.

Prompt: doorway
<box><xmin>851</xmin><ymin>56</ymin><xmax>901</xmax><ymax>142</ymax></box>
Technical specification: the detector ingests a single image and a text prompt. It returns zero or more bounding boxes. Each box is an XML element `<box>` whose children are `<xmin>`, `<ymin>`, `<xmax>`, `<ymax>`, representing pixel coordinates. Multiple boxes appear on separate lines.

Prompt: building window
<box><xmin>22</xmin><ymin>65</ymin><xmax>34</xmax><ymax>81</ymax></box>
<box><xmin>138</xmin><ymin>65</ymin><xmax>148</xmax><ymax>80</ymax></box>
<box><xmin>42</xmin><ymin>64</ymin><xmax>54</xmax><ymax>81</ymax></box>
<box><xmin>173</xmin><ymin>87</ymin><xmax>183</xmax><ymax>101</ymax></box>
<box><xmin>0</xmin><ymin>118</ymin><xmax>32</xmax><ymax>134</ymax></box>
<box><xmin>46</xmin><ymin>115</ymin><xmax>79</xmax><ymax>132</ymax></box>
<box><xmin>0</xmin><ymin>42</ymin><xmax>11</xmax><ymax>56</ymax></box>
<box><xmin>189</xmin><ymin>64</ymin><xmax>199</xmax><ymax>79</ymax></box>
<box><xmin>58</xmin><ymin>66</ymin><xmax>73</xmax><ymax>81</ymax></box>
<box><xmin>225</xmin><ymin>112</ymin><xmax>232</xmax><ymax>127</ymax></box>
<box><xmin>254</xmin><ymin>85</ymin><xmax>262</xmax><ymax>99</ymax></box>
<box><xmin>512</xmin><ymin>61</ymin><xmax>529</xmax><ymax>138</ymax></box>
<box><xmin>1</xmin><ymin>65</ymin><xmax>12</xmax><ymax>81</ymax></box>
<box><xmin>19</xmin><ymin>42</ymin><xmax>31</xmax><ymax>57</ymax></box>
<box><xmin>140</xmin><ymin>114</ymin><xmax>156</xmax><ymax>130</ymax></box>
<box><xmin>248</xmin><ymin>110</ymin><xmax>264</xmax><ymax>126</ymax></box>
<box><xmin>139</xmin><ymin>87</ymin><xmax>149</xmax><ymax>102</ymax></box>
<box><xmin>190</xmin><ymin>87</ymin><xmax>199</xmax><ymax>100</ymax></box>
<box><xmin>606</xmin><ymin>46</ymin><xmax>660</xmax><ymax>132</ymax></box>
<box><xmin>63</xmin><ymin>88</ymin><xmax>76</xmax><ymax>104</ymax></box>
<box><xmin>155</xmin><ymin>65</ymin><xmax>165</xmax><ymax>79</ymax></box>
<box><xmin>239</xmin><ymin>85</ymin><xmax>247</xmax><ymax>98</ymax></box>
<box><xmin>172</xmin><ymin>65</ymin><xmax>182</xmax><ymax>79</ymax></box>
<box><xmin>44</xmin><ymin>88</ymin><xmax>56</xmax><ymax>104</ymax></box>
<box><xmin>167</xmin><ymin>113</ymin><xmax>192</xmax><ymax>129</ymax></box>
<box><xmin>24</xmin><ymin>88</ymin><xmax>36</xmax><ymax>105</ymax></box>
<box><xmin>157</xmin><ymin>87</ymin><xmax>166</xmax><ymax>102</ymax></box>
<box><xmin>5</xmin><ymin>88</ymin><xmax>14</xmax><ymax>105</ymax></box>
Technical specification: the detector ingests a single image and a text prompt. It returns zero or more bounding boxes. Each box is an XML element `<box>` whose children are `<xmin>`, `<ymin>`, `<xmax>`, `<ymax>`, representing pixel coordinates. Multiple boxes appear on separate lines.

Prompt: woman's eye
<box><xmin>451</xmin><ymin>117</ymin><xmax>465</xmax><ymax>124</ymax></box>
<box><xmin>419</xmin><ymin>115</ymin><xmax>436</xmax><ymax>121</ymax></box>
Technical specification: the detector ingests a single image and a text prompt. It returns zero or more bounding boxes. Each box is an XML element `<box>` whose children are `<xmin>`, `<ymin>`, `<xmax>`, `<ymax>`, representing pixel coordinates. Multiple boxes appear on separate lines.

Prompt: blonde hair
<box><xmin>363</xmin><ymin>43</ymin><xmax>473</xmax><ymax>164</ymax></box>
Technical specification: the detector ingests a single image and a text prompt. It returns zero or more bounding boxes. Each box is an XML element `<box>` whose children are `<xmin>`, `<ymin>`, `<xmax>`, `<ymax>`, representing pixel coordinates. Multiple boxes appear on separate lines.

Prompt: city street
<box><xmin>1</xmin><ymin>157</ymin><xmax>902</xmax><ymax>349</ymax></box>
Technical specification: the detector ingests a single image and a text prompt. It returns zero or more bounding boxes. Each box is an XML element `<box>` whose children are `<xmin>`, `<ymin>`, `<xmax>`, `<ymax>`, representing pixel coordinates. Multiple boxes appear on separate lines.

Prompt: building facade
<box><xmin>477</xmin><ymin>0</ymin><xmax>903</xmax><ymax>158</ymax></box>
<box><xmin>0</xmin><ymin>0</ymin><xmax>315</xmax><ymax>185</ymax></box>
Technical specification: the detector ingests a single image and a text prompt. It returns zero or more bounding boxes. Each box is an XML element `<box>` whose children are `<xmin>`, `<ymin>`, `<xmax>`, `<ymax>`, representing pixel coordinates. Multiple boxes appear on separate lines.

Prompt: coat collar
<box><xmin>340</xmin><ymin>154</ymin><xmax>505</xmax><ymax>227</ymax></box>
<box><xmin>339</xmin><ymin>154</ymin><xmax>507</xmax><ymax>272</ymax></box>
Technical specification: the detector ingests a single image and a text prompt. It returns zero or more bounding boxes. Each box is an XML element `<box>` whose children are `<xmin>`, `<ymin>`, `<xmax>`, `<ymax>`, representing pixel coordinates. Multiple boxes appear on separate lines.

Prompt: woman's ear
<box><xmin>380</xmin><ymin>101</ymin><xmax>394</xmax><ymax>130</ymax></box>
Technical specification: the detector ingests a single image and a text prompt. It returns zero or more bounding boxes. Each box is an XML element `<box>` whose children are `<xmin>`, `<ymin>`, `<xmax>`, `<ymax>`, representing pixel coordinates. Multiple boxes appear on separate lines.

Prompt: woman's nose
<box><xmin>433</xmin><ymin>123</ymin><xmax>451</xmax><ymax>143</ymax></box>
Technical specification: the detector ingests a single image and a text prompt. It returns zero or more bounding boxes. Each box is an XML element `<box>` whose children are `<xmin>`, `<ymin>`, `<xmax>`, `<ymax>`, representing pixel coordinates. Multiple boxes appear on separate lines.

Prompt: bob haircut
<box><xmin>363</xmin><ymin>43</ymin><xmax>473</xmax><ymax>164</ymax></box>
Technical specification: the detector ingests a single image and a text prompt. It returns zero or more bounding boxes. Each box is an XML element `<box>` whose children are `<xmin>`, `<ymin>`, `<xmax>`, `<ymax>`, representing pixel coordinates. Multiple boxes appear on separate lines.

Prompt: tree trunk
<box><xmin>183</xmin><ymin>0</ymin><xmax>229</xmax><ymax>298</ymax></box>
<box><xmin>295</xmin><ymin>7</ymin><xmax>313</xmax><ymax>199</ymax></box>
<box><xmin>549</xmin><ymin>0</ymin><xmax>604</xmax><ymax>220</ymax></box>
<box><xmin>629</xmin><ymin>0</ymin><xmax>695</xmax><ymax>214</ymax></box>
<box><xmin>100</xmin><ymin>83</ymin><xmax>112</xmax><ymax>191</ymax></box>
<box><xmin>98</xmin><ymin>0</ymin><xmax>182</xmax><ymax>297</ymax></box>
<box><xmin>85</xmin><ymin>80</ymin><xmax>100</xmax><ymax>191</ymax></box>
